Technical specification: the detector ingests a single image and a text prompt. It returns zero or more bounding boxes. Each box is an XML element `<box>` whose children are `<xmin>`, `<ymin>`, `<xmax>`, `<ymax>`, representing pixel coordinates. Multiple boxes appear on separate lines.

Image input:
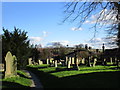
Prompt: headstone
<box><xmin>28</xmin><ymin>58</ymin><xmax>32</xmax><ymax>65</ymax></box>
<box><xmin>47</xmin><ymin>58</ymin><xmax>49</xmax><ymax>64</ymax></box>
<box><xmin>71</xmin><ymin>57</ymin><xmax>75</xmax><ymax>64</ymax></box>
<box><xmin>66</xmin><ymin>57</ymin><xmax>68</xmax><ymax>65</ymax></box>
<box><xmin>54</xmin><ymin>60</ymin><xmax>57</xmax><ymax>67</ymax></box>
<box><xmin>67</xmin><ymin>59</ymin><xmax>71</xmax><ymax>68</ymax></box>
<box><xmin>38</xmin><ymin>60</ymin><xmax>43</xmax><ymax>65</ymax></box>
<box><xmin>12</xmin><ymin>55</ymin><xmax>17</xmax><ymax>76</ymax></box>
<box><xmin>93</xmin><ymin>58</ymin><xmax>97</xmax><ymax>67</ymax></box>
<box><xmin>0</xmin><ymin>64</ymin><xmax>4</xmax><ymax>71</ymax></box>
<box><xmin>110</xmin><ymin>57</ymin><xmax>113</xmax><ymax>64</ymax></box>
<box><xmin>5</xmin><ymin>51</ymin><xmax>13</xmax><ymax>78</ymax></box>
<box><xmin>69</xmin><ymin>57</ymin><xmax>72</xmax><ymax>65</ymax></box>
<box><xmin>103</xmin><ymin>58</ymin><xmax>107</xmax><ymax>66</ymax></box>
<box><xmin>115</xmin><ymin>58</ymin><xmax>117</xmax><ymax>65</ymax></box>
<box><xmin>49</xmin><ymin>58</ymin><xmax>54</xmax><ymax>66</ymax></box>
<box><xmin>35</xmin><ymin>62</ymin><xmax>38</xmax><ymax>65</ymax></box>
<box><xmin>73</xmin><ymin>57</ymin><xmax>80</xmax><ymax>70</ymax></box>
<box><xmin>82</xmin><ymin>58</ymin><xmax>85</xmax><ymax>64</ymax></box>
<box><xmin>61</xmin><ymin>60</ymin><xmax>65</xmax><ymax>66</ymax></box>
<box><xmin>76</xmin><ymin>58</ymin><xmax>79</xmax><ymax>64</ymax></box>
<box><xmin>87</xmin><ymin>57</ymin><xmax>92</xmax><ymax>67</ymax></box>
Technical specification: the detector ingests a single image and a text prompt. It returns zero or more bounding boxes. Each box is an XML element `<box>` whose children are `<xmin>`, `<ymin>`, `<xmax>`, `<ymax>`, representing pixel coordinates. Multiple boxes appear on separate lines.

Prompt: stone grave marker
<box><xmin>47</xmin><ymin>58</ymin><xmax>49</xmax><ymax>64</ymax></box>
<box><xmin>12</xmin><ymin>55</ymin><xmax>17</xmax><ymax>76</ymax></box>
<box><xmin>67</xmin><ymin>57</ymin><xmax>71</xmax><ymax>68</ymax></box>
<box><xmin>66</xmin><ymin>56</ymin><xmax>68</xmax><ymax>66</ymax></box>
<box><xmin>93</xmin><ymin>58</ymin><xmax>97</xmax><ymax>67</ymax></box>
<box><xmin>71</xmin><ymin>57</ymin><xmax>75</xmax><ymax>64</ymax></box>
<box><xmin>82</xmin><ymin>58</ymin><xmax>85</xmax><ymax>64</ymax></box>
<box><xmin>28</xmin><ymin>58</ymin><xmax>32</xmax><ymax>65</ymax></box>
<box><xmin>5</xmin><ymin>51</ymin><xmax>13</xmax><ymax>78</ymax></box>
<box><xmin>54</xmin><ymin>60</ymin><xmax>57</xmax><ymax>67</ymax></box>
<box><xmin>103</xmin><ymin>58</ymin><xmax>107</xmax><ymax>66</ymax></box>
<box><xmin>38</xmin><ymin>60</ymin><xmax>43</xmax><ymax>65</ymax></box>
<box><xmin>110</xmin><ymin>57</ymin><xmax>113</xmax><ymax>64</ymax></box>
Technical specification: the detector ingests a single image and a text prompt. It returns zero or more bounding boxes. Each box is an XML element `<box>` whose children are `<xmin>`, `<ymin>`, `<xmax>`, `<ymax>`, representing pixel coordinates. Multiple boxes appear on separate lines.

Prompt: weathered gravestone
<box><xmin>103</xmin><ymin>58</ymin><xmax>107</xmax><ymax>66</ymax></box>
<box><xmin>12</xmin><ymin>55</ymin><xmax>17</xmax><ymax>76</ymax></box>
<box><xmin>54</xmin><ymin>60</ymin><xmax>57</xmax><ymax>67</ymax></box>
<box><xmin>87</xmin><ymin>57</ymin><xmax>92</xmax><ymax>67</ymax></box>
<box><xmin>93</xmin><ymin>58</ymin><xmax>97</xmax><ymax>67</ymax></box>
<box><xmin>73</xmin><ymin>57</ymin><xmax>80</xmax><ymax>70</ymax></box>
<box><xmin>47</xmin><ymin>58</ymin><xmax>49</xmax><ymax>64</ymax></box>
<box><xmin>66</xmin><ymin>56</ymin><xmax>68</xmax><ymax>66</ymax></box>
<box><xmin>5</xmin><ymin>51</ymin><xmax>16</xmax><ymax>78</ymax></box>
<box><xmin>110</xmin><ymin>57</ymin><xmax>113</xmax><ymax>64</ymax></box>
<box><xmin>81</xmin><ymin>58</ymin><xmax>85</xmax><ymax>64</ymax></box>
<box><xmin>67</xmin><ymin>58</ymin><xmax>71</xmax><ymax>69</ymax></box>
<box><xmin>38</xmin><ymin>60</ymin><xmax>43</xmax><ymax>65</ymax></box>
<box><xmin>71</xmin><ymin>57</ymin><xmax>75</xmax><ymax>64</ymax></box>
<box><xmin>49</xmin><ymin>58</ymin><xmax>54</xmax><ymax>66</ymax></box>
<box><xmin>28</xmin><ymin>58</ymin><xmax>32</xmax><ymax>65</ymax></box>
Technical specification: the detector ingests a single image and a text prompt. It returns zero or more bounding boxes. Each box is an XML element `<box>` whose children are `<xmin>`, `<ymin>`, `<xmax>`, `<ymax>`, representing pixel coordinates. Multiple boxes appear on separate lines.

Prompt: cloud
<box><xmin>47</xmin><ymin>40</ymin><xmax>69</xmax><ymax>47</ymax></box>
<box><xmin>29</xmin><ymin>36</ymin><xmax>43</xmax><ymax>45</ymax></box>
<box><xmin>43</xmin><ymin>31</ymin><xmax>48</xmax><ymax>37</ymax></box>
<box><xmin>84</xmin><ymin>20</ymin><xmax>90</xmax><ymax>24</ymax></box>
<box><xmin>85</xmin><ymin>9</ymin><xmax>117</xmax><ymax>25</ymax></box>
<box><xmin>86</xmin><ymin>37</ymin><xmax>118</xmax><ymax>49</ymax></box>
<box><xmin>71</xmin><ymin>27</ymin><xmax>83</xmax><ymax>31</ymax></box>
<box><xmin>60</xmin><ymin>40</ymin><xmax>69</xmax><ymax>46</ymax></box>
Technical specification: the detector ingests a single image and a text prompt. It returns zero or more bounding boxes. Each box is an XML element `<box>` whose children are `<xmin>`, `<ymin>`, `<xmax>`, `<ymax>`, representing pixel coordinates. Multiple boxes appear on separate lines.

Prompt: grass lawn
<box><xmin>27</xmin><ymin>64</ymin><xmax>120</xmax><ymax>88</ymax></box>
<box><xmin>0</xmin><ymin>70</ymin><xmax>32</xmax><ymax>88</ymax></box>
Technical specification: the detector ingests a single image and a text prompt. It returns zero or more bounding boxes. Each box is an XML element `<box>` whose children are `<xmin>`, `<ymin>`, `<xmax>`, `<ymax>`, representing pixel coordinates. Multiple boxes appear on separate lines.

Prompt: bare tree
<box><xmin>63</xmin><ymin>0</ymin><xmax>120</xmax><ymax>49</ymax></box>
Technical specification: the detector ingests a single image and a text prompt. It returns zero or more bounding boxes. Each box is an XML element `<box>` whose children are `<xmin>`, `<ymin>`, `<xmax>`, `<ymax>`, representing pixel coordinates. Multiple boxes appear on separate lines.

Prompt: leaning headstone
<box><xmin>5</xmin><ymin>51</ymin><xmax>13</xmax><ymax>78</ymax></box>
<box><xmin>93</xmin><ymin>58</ymin><xmax>97</xmax><ymax>67</ymax></box>
<box><xmin>28</xmin><ymin>58</ymin><xmax>32</xmax><ymax>65</ymax></box>
<box><xmin>12</xmin><ymin>55</ymin><xmax>17</xmax><ymax>76</ymax></box>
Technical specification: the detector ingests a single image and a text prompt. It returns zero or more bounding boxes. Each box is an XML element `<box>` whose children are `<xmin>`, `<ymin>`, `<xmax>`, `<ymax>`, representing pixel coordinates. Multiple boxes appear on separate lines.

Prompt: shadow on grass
<box><xmin>60</xmin><ymin>71</ymin><xmax>120</xmax><ymax>88</ymax></box>
<box><xmin>2</xmin><ymin>81</ymin><xmax>29</xmax><ymax>88</ymax></box>
<box><xmin>29</xmin><ymin>66</ymin><xmax>49</xmax><ymax>70</ymax></box>
<box><xmin>2</xmin><ymin>81</ymin><xmax>44</xmax><ymax>90</ymax></box>
<box><xmin>27</xmin><ymin>66</ymin><xmax>120</xmax><ymax>89</ymax></box>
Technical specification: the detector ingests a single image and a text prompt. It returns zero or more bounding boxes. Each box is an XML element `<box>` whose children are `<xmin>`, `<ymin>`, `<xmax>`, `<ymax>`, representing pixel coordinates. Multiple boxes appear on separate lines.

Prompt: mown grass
<box><xmin>50</xmin><ymin>65</ymin><xmax>120</xmax><ymax>78</ymax></box>
<box><xmin>1</xmin><ymin>70</ymin><xmax>32</xmax><ymax>88</ymax></box>
<box><xmin>27</xmin><ymin>64</ymin><xmax>120</xmax><ymax>88</ymax></box>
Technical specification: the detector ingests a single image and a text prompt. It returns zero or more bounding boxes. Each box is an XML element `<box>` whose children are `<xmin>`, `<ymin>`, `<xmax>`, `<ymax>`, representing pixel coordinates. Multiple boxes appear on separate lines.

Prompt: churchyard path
<box><xmin>24</xmin><ymin>70</ymin><xmax>43</xmax><ymax>89</ymax></box>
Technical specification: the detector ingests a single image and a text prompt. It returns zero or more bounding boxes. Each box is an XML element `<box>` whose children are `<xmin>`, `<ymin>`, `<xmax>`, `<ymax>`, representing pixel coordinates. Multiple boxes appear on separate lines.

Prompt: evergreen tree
<box><xmin>2</xmin><ymin>27</ymin><xmax>32</xmax><ymax>69</ymax></box>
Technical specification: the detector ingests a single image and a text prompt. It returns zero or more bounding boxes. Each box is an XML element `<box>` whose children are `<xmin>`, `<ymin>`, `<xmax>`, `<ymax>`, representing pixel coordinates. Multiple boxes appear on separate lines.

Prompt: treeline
<box><xmin>2</xmin><ymin>27</ymin><xmax>95</xmax><ymax>69</ymax></box>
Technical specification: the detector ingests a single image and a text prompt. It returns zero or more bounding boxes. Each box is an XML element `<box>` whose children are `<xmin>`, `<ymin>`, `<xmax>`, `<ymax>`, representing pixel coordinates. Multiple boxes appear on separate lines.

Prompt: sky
<box><xmin>2</xmin><ymin>2</ymin><xmax>117</xmax><ymax>49</ymax></box>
